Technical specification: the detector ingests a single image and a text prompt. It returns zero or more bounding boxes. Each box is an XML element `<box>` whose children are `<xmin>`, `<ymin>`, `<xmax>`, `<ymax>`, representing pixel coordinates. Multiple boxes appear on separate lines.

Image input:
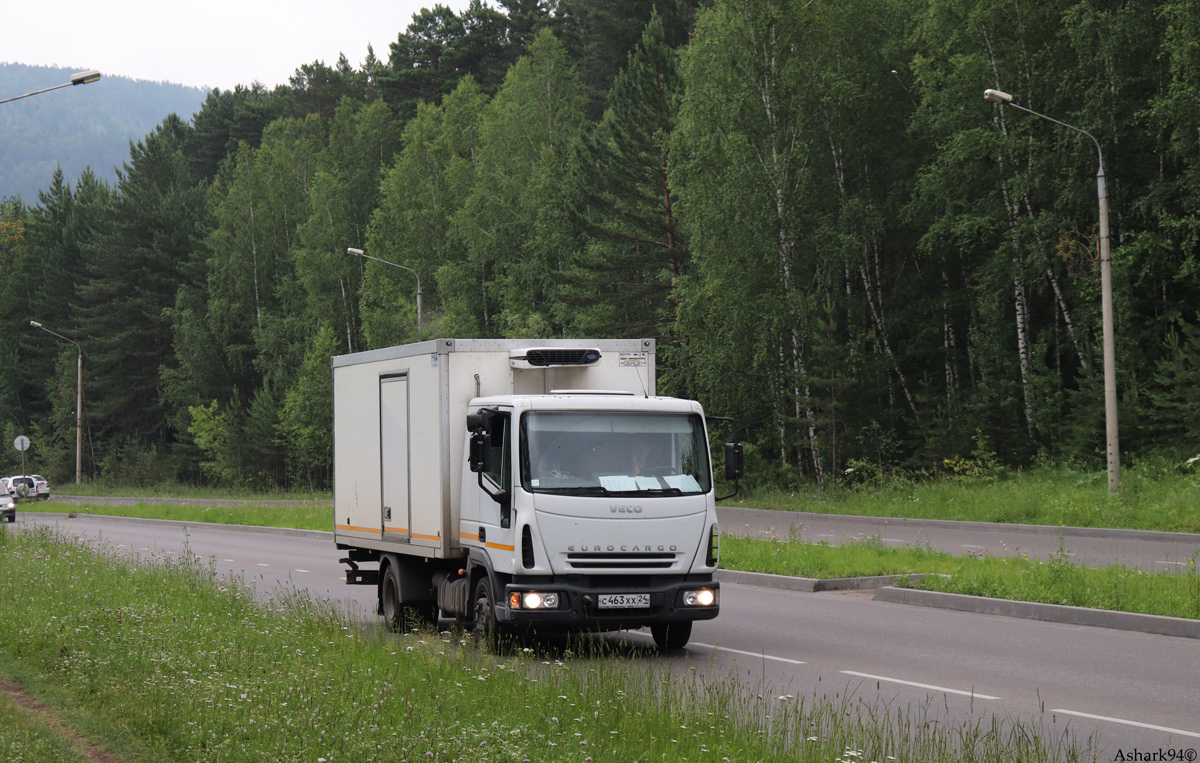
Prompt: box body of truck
<box><xmin>333</xmin><ymin>338</ymin><xmax>727</xmax><ymax>650</ymax></box>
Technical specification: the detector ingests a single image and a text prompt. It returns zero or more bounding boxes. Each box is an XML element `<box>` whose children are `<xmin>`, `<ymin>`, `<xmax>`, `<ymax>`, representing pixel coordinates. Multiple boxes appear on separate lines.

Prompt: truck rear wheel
<box><xmin>381</xmin><ymin>565</ymin><xmax>407</xmax><ymax>632</ymax></box>
<box><xmin>651</xmin><ymin>622</ymin><xmax>692</xmax><ymax>652</ymax></box>
<box><xmin>381</xmin><ymin>562</ymin><xmax>438</xmax><ymax>632</ymax></box>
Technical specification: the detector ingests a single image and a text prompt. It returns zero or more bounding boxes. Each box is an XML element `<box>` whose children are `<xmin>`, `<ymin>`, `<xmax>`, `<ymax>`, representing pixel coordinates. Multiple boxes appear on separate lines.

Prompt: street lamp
<box><xmin>984</xmin><ymin>88</ymin><xmax>1120</xmax><ymax>492</ymax></box>
<box><xmin>29</xmin><ymin>321</ymin><xmax>83</xmax><ymax>484</ymax></box>
<box><xmin>347</xmin><ymin>247</ymin><xmax>423</xmax><ymax>333</ymax></box>
<box><xmin>0</xmin><ymin>70</ymin><xmax>102</xmax><ymax>106</ymax></box>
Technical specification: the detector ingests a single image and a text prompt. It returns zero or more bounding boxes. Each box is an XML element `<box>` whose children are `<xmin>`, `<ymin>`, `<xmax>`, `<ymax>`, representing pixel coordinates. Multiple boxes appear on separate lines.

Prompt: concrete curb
<box><xmin>719</xmin><ymin>505</ymin><xmax>1200</xmax><ymax>544</ymax></box>
<box><xmin>715</xmin><ymin>568</ymin><xmax>927</xmax><ymax>592</ymax></box>
<box><xmin>22</xmin><ymin>512</ymin><xmax>331</xmax><ymax>541</ymax></box>
<box><xmin>873</xmin><ymin>586</ymin><xmax>1200</xmax><ymax>640</ymax></box>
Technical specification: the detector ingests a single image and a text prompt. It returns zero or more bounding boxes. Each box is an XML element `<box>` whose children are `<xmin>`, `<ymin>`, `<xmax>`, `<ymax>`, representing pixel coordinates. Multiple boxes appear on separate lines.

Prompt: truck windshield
<box><xmin>520</xmin><ymin>411</ymin><xmax>711</xmax><ymax>495</ymax></box>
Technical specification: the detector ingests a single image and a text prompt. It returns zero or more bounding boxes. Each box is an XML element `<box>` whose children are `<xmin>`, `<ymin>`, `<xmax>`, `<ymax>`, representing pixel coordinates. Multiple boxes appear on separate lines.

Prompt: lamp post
<box><xmin>29</xmin><ymin>321</ymin><xmax>83</xmax><ymax>484</ymax></box>
<box><xmin>1</xmin><ymin>70</ymin><xmax>101</xmax><ymax>106</ymax></box>
<box><xmin>984</xmin><ymin>88</ymin><xmax>1120</xmax><ymax>492</ymax></box>
<box><xmin>347</xmin><ymin>247</ymin><xmax>422</xmax><ymax>333</ymax></box>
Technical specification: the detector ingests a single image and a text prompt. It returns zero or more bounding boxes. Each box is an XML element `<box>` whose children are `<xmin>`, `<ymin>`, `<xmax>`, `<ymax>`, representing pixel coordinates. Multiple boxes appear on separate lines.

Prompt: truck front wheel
<box><xmin>472</xmin><ymin>577</ymin><xmax>502</xmax><ymax>650</ymax></box>
<box><xmin>651</xmin><ymin>621</ymin><xmax>692</xmax><ymax>652</ymax></box>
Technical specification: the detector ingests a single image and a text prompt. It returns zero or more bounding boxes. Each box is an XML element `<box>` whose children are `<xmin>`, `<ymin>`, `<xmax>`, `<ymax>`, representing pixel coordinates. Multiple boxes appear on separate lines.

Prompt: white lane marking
<box><xmin>256</xmin><ymin>563</ymin><xmax>270</xmax><ymax>567</ymax></box>
<box><xmin>689</xmin><ymin>642</ymin><xmax>806</xmax><ymax>665</ymax></box>
<box><xmin>620</xmin><ymin>632</ymin><xmax>806</xmax><ymax>665</ymax></box>
<box><xmin>960</xmin><ymin>545</ymin><xmax>985</xmax><ymax>549</ymax></box>
<box><xmin>1051</xmin><ymin>709</ymin><xmax>1200</xmax><ymax>739</ymax></box>
<box><xmin>883</xmin><ymin>538</ymin><xmax>904</xmax><ymax>543</ymax></box>
<box><xmin>1156</xmin><ymin>561</ymin><xmax>1188</xmax><ymax>566</ymax></box>
<box><xmin>294</xmin><ymin>569</ymin><xmax>310</xmax><ymax>574</ymax></box>
<box><xmin>840</xmin><ymin>671</ymin><xmax>998</xmax><ymax>700</ymax></box>
<box><xmin>223</xmin><ymin>559</ymin><xmax>236</xmax><ymax>562</ymax></box>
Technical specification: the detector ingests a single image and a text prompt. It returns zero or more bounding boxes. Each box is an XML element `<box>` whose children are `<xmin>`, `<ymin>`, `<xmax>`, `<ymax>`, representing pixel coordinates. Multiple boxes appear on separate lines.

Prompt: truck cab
<box><xmin>461</xmin><ymin>393</ymin><xmax>721</xmax><ymax>649</ymax></box>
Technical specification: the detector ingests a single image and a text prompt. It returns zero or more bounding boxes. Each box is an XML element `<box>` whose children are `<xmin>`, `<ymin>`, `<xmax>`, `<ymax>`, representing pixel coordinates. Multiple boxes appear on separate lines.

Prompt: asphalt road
<box><xmin>16</xmin><ymin>512</ymin><xmax>1200</xmax><ymax>758</ymax></box>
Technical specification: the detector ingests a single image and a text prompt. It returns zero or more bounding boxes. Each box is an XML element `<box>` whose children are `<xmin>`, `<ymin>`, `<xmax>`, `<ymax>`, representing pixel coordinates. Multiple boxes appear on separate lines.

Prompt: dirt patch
<box><xmin>0</xmin><ymin>677</ymin><xmax>120</xmax><ymax>763</ymax></box>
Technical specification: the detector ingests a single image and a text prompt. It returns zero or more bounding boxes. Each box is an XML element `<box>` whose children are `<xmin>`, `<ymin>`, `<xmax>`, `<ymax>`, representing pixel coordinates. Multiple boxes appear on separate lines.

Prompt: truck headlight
<box><xmin>682</xmin><ymin>588</ymin><xmax>717</xmax><ymax>607</ymax></box>
<box><xmin>510</xmin><ymin>591</ymin><xmax>560</xmax><ymax>609</ymax></box>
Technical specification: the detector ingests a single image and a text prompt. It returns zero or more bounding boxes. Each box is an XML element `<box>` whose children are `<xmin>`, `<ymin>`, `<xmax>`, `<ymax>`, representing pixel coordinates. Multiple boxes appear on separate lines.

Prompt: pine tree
<box><xmin>562</xmin><ymin>12</ymin><xmax>684</xmax><ymax>339</ymax></box>
<box><xmin>75</xmin><ymin>115</ymin><xmax>203</xmax><ymax>458</ymax></box>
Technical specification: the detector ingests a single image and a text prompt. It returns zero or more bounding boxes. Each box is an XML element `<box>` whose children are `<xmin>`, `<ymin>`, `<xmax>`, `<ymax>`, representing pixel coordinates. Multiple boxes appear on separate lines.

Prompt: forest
<box><xmin>2</xmin><ymin>0</ymin><xmax>1199</xmax><ymax>491</ymax></box>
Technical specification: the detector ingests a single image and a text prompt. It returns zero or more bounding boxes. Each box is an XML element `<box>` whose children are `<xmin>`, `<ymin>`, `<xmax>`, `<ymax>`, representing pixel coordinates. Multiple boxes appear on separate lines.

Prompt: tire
<box><xmin>380</xmin><ymin>565</ymin><xmax>408</xmax><ymax>633</ymax></box>
<box><xmin>472</xmin><ymin>576</ymin><xmax>503</xmax><ymax>651</ymax></box>
<box><xmin>380</xmin><ymin>563</ymin><xmax>438</xmax><ymax>633</ymax></box>
<box><xmin>651</xmin><ymin>621</ymin><xmax>692</xmax><ymax>652</ymax></box>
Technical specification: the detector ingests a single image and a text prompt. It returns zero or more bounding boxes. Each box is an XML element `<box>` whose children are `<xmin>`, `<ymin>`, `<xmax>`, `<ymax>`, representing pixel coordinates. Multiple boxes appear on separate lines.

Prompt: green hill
<box><xmin>0</xmin><ymin>63</ymin><xmax>207</xmax><ymax>202</ymax></box>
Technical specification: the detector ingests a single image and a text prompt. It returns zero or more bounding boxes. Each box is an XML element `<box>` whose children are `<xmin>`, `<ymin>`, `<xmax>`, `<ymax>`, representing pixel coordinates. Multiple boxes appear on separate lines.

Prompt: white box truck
<box><xmin>333</xmin><ymin>338</ymin><xmax>742</xmax><ymax>650</ymax></box>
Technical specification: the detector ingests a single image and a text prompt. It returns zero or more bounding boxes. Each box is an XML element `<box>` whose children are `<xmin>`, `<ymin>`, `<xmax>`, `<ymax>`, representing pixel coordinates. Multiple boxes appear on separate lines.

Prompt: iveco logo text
<box><xmin>569</xmin><ymin>544</ymin><xmax>678</xmax><ymax>552</ymax></box>
<box><xmin>609</xmin><ymin>504</ymin><xmax>644</xmax><ymax>513</ymax></box>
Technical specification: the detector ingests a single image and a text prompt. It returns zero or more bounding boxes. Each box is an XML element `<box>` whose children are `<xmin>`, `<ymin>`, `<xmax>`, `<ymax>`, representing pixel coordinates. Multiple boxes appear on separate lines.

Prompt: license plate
<box><xmin>597</xmin><ymin>593</ymin><xmax>650</xmax><ymax>609</ymax></box>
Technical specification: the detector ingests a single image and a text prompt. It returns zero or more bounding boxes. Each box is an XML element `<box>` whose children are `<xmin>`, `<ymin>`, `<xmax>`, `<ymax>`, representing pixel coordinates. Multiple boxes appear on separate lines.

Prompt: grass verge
<box><xmin>46</xmin><ymin>482</ymin><xmax>330</xmax><ymax>502</ymax></box>
<box><xmin>0</xmin><ymin>524</ymin><xmax>1093</xmax><ymax>762</ymax></box>
<box><xmin>731</xmin><ymin>461</ymin><xmax>1200</xmax><ymax>534</ymax></box>
<box><xmin>722</xmin><ymin>535</ymin><xmax>1200</xmax><ymax>620</ymax></box>
<box><xmin>20</xmin><ymin>500</ymin><xmax>331</xmax><ymax>532</ymax></box>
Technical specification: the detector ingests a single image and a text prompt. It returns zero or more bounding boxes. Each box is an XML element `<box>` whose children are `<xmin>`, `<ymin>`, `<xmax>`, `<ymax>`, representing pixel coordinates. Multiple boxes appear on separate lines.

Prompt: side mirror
<box><xmin>724</xmin><ymin>442</ymin><xmax>744</xmax><ymax>481</ymax></box>
<box><xmin>467</xmin><ymin>409</ymin><xmax>495</xmax><ymax>473</ymax></box>
<box><xmin>469</xmin><ymin>432</ymin><xmax>493</xmax><ymax>473</ymax></box>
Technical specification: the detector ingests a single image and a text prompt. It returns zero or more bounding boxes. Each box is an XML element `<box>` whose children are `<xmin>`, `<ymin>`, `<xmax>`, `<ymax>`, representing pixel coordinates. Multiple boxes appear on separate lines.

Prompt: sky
<box><xmin>5</xmin><ymin>0</ymin><xmax>472</xmax><ymax>92</ymax></box>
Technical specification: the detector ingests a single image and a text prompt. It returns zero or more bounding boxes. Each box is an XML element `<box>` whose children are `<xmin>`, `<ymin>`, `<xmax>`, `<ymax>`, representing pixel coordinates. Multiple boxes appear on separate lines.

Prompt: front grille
<box><xmin>566</xmin><ymin>552</ymin><xmax>676</xmax><ymax>570</ymax></box>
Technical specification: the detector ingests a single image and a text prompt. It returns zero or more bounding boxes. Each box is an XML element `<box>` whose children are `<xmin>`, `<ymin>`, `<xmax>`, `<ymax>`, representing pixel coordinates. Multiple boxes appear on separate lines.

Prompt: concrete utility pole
<box><xmin>347</xmin><ymin>247</ymin><xmax>423</xmax><ymax>333</ymax></box>
<box><xmin>984</xmin><ymin>89</ymin><xmax>1120</xmax><ymax>492</ymax></box>
<box><xmin>29</xmin><ymin>321</ymin><xmax>83</xmax><ymax>484</ymax></box>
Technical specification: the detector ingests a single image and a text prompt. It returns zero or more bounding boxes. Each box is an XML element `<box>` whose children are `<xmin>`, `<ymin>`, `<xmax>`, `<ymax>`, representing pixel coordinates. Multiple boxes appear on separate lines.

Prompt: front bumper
<box><xmin>499</xmin><ymin>575</ymin><xmax>719</xmax><ymax>631</ymax></box>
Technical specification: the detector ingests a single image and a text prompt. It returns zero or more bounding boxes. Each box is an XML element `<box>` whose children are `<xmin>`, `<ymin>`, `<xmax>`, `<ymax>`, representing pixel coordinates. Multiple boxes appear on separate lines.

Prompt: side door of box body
<box><xmin>380</xmin><ymin>374</ymin><xmax>411</xmax><ymax>540</ymax></box>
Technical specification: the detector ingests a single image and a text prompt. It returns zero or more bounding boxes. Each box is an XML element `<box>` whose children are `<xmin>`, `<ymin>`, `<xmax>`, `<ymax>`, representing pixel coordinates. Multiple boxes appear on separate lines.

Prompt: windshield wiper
<box><xmin>538</xmin><ymin>486</ymin><xmax>611</xmax><ymax>495</ymax></box>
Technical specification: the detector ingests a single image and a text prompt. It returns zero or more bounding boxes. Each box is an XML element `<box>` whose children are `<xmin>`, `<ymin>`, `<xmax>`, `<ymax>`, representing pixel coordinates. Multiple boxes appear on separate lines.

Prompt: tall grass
<box><xmin>0</xmin><ymin>525</ymin><xmax>1095</xmax><ymax>762</ymax></box>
